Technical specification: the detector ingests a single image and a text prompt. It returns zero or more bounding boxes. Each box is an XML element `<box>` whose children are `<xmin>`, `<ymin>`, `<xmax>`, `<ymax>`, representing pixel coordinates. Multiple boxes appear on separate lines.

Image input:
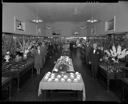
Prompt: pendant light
<box><xmin>31</xmin><ymin>7</ymin><xmax>43</xmax><ymax>35</ymax></box>
<box><xmin>32</xmin><ymin>16</ymin><xmax>43</xmax><ymax>23</ymax></box>
<box><xmin>32</xmin><ymin>6</ymin><xmax>43</xmax><ymax>24</ymax></box>
<box><xmin>86</xmin><ymin>17</ymin><xmax>98</xmax><ymax>23</ymax></box>
<box><xmin>86</xmin><ymin>3</ymin><xmax>98</xmax><ymax>23</ymax></box>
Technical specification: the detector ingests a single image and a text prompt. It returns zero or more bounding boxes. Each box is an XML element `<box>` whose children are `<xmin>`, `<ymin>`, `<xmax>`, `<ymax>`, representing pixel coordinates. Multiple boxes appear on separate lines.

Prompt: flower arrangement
<box><xmin>53</xmin><ymin>56</ymin><xmax>72</xmax><ymax>73</ymax></box>
<box><xmin>104</xmin><ymin>45</ymin><xmax>128</xmax><ymax>63</ymax></box>
<box><xmin>18</xmin><ymin>39</ymin><xmax>33</xmax><ymax>59</ymax></box>
<box><xmin>57</xmin><ymin>56</ymin><xmax>72</xmax><ymax>66</ymax></box>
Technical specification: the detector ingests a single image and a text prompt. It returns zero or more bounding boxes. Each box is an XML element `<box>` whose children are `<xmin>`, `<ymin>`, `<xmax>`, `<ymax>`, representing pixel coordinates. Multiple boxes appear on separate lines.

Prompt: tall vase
<box><xmin>23</xmin><ymin>50</ymin><xmax>29</xmax><ymax>59</ymax></box>
<box><xmin>5</xmin><ymin>55</ymin><xmax>10</xmax><ymax>62</ymax></box>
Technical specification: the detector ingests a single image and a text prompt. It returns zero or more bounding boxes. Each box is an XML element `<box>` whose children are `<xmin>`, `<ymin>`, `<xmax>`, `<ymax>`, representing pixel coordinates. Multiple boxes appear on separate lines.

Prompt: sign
<box><xmin>105</xmin><ymin>16</ymin><xmax>116</xmax><ymax>32</ymax></box>
<box><xmin>14</xmin><ymin>16</ymin><xmax>25</xmax><ymax>32</ymax></box>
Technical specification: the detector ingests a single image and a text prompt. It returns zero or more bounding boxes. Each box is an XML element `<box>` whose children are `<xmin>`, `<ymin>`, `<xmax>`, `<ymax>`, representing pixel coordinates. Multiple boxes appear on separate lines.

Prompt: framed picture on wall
<box><xmin>14</xmin><ymin>16</ymin><xmax>25</xmax><ymax>32</ymax></box>
<box><xmin>105</xmin><ymin>16</ymin><xmax>116</xmax><ymax>32</ymax></box>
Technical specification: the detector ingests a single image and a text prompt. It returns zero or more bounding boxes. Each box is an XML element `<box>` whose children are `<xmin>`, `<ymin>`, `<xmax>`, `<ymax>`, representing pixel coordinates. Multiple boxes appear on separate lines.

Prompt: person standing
<box><xmin>33</xmin><ymin>45</ymin><xmax>42</xmax><ymax>75</ymax></box>
<box><xmin>85</xmin><ymin>42</ymin><xmax>91</xmax><ymax>65</ymax></box>
<box><xmin>89</xmin><ymin>43</ymin><xmax>101</xmax><ymax>79</ymax></box>
<box><xmin>40</xmin><ymin>42</ymin><xmax>47</xmax><ymax>68</ymax></box>
<box><xmin>48</xmin><ymin>42</ymin><xmax>53</xmax><ymax>58</ymax></box>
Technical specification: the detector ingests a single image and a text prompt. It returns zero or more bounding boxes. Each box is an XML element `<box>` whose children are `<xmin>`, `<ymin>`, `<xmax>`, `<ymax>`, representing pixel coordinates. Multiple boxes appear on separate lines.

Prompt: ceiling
<box><xmin>25</xmin><ymin>3</ymin><xmax>118</xmax><ymax>22</ymax></box>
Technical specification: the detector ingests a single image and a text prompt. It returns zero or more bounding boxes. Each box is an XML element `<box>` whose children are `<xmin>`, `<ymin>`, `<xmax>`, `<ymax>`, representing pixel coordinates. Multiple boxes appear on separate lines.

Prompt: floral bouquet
<box><xmin>18</xmin><ymin>39</ymin><xmax>33</xmax><ymax>59</ymax></box>
<box><xmin>104</xmin><ymin>45</ymin><xmax>128</xmax><ymax>63</ymax></box>
<box><xmin>53</xmin><ymin>56</ymin><xmax>72</xmax><ymax>73</ymax></box>
<box><xmin>57</xmin><ymin>56</ymin><xmax>72</xmax><ymax>66</ymax></box>
<box><xmin>104</xmin><ymin>45</ymin><xmax>128</xmax><ymax>72</ymax></box>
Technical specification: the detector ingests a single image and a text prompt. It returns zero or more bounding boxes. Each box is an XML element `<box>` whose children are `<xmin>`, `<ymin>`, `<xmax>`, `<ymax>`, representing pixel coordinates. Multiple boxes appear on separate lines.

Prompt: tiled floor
<box><xmin>9</xmin><ymin>48</ymin><xmax>121</xmax><ymax>102</ymax></box>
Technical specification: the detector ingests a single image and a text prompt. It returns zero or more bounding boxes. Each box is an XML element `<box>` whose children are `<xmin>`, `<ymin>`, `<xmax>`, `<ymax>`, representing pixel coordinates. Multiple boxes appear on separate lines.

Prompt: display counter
<box><xmin>2</xmin><ymin>77</ymin><xmax>12</xmax><ymax>100</ymax></box>
<box><xmin>2</xmin><ymin>57</ymin><xmax>34</xmax><ymax>92</ymax></box>
<box><xmin>121</xmin><ymin>78</ymin><xmax>128</xmax><ymax>103</ymax></box>
<box><xmin>98</xmin><ymin>62</ymin><xmax>127</xmax><ymax>91</ymax></box>
<box><xmin>38</xmin><ymin>56</ymin><xmax>86</xmax><ymax>101</ymax></box>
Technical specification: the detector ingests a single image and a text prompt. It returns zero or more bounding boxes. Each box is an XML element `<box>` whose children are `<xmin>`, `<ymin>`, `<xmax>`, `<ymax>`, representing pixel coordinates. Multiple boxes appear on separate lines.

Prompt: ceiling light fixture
<box><xmin>32</xmin><ymin>17</ymin><xmax>43</xmax><ymax>23</ymax></box>
<box><xmin>30</xmin><ymin>7</ymin><xmax>43</xmax><ymax>36</ymax></box>
<box><xmin>32</xmin><ymin>7</ymin><xmax>43</xmax><ymax>24</ymax></box>
<box><xmin>86</xmin><ymin>17</ymin><xmax>98</xmax><ymax>23</ymax></box>
<box><xmin>86</xmin><ymin>4</ymin><xmax>98</xmax><ymax>23</ymax></box>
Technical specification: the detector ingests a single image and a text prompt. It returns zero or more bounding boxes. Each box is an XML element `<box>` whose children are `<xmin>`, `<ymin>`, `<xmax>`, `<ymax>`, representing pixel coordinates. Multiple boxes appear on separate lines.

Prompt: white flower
<box><xmin>18</xmin><ymin>39</ymin><xmax>33</xmax><ymax>55</ymax></box>
<box><xmin>105</xmin><ymin>45</ymin><xmax>128</xmax><ymax>60</ymax></box>
<box><xmin>117</xmin><ymin>45</ymin><xmax>121</xmax><ymax>55</ymax></box>
<box><xmin>111</xmin><ymin>45</ymin><xmax>117</xmax><ymax>57</ymax></box>
<box><xmin>24</xmin><ymin>49</ymin><xmax>29</xmax><ymax>54</ymax></box>
<box><xmin>112</xmin><ymin>45</ymin><xmax>116</xmax><ymax>54</ymax></box>
<box><xmin>118</xmin><ymin>49</ymin><xmax>127</xmax><ymax>59</ymax></box>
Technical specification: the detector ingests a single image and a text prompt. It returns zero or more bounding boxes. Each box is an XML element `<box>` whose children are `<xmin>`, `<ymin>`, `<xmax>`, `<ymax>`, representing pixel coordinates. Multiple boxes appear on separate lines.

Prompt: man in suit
<box><xmin>48</xmin><ymin>42</ymin><xmax>53</xmax><ymax>58</ymax></box>
<box><xmin>89</xmin><ymin>43</ymin><xmax>101</xmax><ymax>79</ymax></box>
<box><xmin>70</xmin><ymin>42</ymin><xmax>73</xmax><ymax>52</ymax></box>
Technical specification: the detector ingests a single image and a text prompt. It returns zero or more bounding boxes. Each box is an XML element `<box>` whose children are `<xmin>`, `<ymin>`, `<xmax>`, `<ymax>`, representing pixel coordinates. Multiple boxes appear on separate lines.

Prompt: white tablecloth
<box><xmin>38</xmin><ymin>73</ymin><xmax>86</xmax><ymax>101</ymax></box>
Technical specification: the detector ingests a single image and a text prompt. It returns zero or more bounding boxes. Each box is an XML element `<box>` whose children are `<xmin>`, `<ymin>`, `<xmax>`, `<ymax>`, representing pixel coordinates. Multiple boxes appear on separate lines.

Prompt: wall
<box><xmin>3</xmin><ymin>2</ymin><xmax>127</xmax><ymax>37</ymax></box>
<box><xmin>90</xmin><ymin>2</ymin><xmax>128</xmax><ymax>36</ymax></box>
<box><xmin>44</xmin><ymin>21</ymin><xmax>87</xmax><ymax>37</ymax></box>
<box><xmin>2</xmin><ymin>3</ymin><xmax>42</xmax><ymax>35</ymax></box>
<box><xmin>2</xmin><ymin>3</ymin><xmax>87</xmax><ymax>37</ymax></box>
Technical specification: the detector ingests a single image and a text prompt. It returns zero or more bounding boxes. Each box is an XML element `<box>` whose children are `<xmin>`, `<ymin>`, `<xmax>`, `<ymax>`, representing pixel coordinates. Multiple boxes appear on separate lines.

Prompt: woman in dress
<box><xmin>40</xmin><ymin>42</ymin><xmax>46</xmax><ymax>69</ymax></box>
<box><xmin>33</xmin><ymin>45</ymin><xmax>42</xmax><ymax>75</ymax></box>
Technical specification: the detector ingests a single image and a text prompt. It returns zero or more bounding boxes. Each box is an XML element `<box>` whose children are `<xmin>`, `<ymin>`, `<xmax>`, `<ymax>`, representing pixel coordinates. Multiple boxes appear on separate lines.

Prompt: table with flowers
<box><xmin>38</xmin><ymin>56</ymin><xmax>86</xmax><ymax>101</ymax></box>
<box><xmin>2</xmin><ymin>57</ymin><xmax>34</xmax><ymax>92</ymax></box>
<box><xmin>99</xmin><ymin>44</ymin><xmax>128</xmax><ymax>91</ymax></box>
<box><xmin>99</xmin><ymin>62</ymin><xmax>126</xmax><ymax>91</ymax></box>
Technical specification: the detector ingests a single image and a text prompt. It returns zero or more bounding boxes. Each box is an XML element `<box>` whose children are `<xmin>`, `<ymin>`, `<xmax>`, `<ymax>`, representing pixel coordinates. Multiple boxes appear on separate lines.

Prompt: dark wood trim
<box><xmin>2</xmin><ymin>32</ymin><xmax>44</xmax><ymax>37</ymax></box>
